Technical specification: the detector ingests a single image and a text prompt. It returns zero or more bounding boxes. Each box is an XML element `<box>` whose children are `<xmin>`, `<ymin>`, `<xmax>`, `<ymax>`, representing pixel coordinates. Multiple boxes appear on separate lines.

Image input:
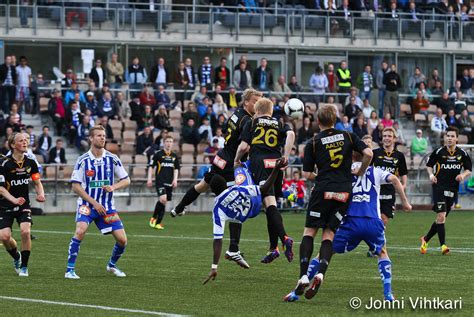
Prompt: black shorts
<box><xmin>0</xmin><ymin>206</ymin><xmax>32</xmax><ymax>230</ymax></box>
<box><xmin>250</xmin><ymin>159</ymin><xmax>283</xmax><ymax>198</ymax></box>
<box><xmin>203</xmin><ymin>163</ymin><xmax>235</xmax><ymax>185</ymax></box>
<box><xmin>432</xmin><ymin>186</ymin><xmax>457</xmax><ymax>215</ymax></box>
<box><xmin>379</xmin><ymin>195</ymin><xmax>395</xmax><ymax>219</ymax></box>
<box><xmin>156</xmin><ymin>184</ymin><xmax>173</xmax><ymax>201</ymax></box>
<box><xmin>305</xmin><ymin>190</ymin><xmax>350</xmax><ymax>232</ymax></box>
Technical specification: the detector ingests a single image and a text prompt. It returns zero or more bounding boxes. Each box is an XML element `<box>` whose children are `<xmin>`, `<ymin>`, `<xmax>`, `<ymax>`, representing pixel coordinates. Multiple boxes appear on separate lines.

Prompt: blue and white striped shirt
<box><xmin>71</xmin><ymin>150</ymin><xmax>129</xmax><ymax>211</ymax></box>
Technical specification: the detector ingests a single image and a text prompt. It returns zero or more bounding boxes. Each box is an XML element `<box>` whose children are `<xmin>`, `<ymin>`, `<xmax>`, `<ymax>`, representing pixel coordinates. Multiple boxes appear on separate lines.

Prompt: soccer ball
<box><xmin>284</xmin><ymin>98</ymin><xmax>304</xmax><ymax>119</ymax></box>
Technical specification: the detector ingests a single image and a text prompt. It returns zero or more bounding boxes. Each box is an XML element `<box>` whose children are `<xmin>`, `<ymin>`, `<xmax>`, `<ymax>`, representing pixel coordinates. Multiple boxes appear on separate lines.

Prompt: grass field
<box><xmin>0</xmin><ymin>211</ymin><xmax>472</xmax><ymax>317</ymax></box>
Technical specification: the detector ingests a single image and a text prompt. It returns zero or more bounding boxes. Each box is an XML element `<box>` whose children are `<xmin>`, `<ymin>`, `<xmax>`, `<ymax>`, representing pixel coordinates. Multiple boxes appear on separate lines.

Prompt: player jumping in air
<box><xmin>147</xmin><ymin>135</ymin><xmax>180</xmax><ymax>230</ymax></box>
<box><xmin>65</xmin><ymin>125</ymin><xmax>131</xmax><ymax>279</ymax></box>
<box><xmin>0</xmin><ymin>133</ymin><xmax>45</xmax><ymax>277</ymax></box>
<box><xmin>234</xmin><ymin>97</ymin><xmax>295</xmax><ymax>263</ymax></box>
<box><xmin>203</xmin><ymin>158</ymin><xmax>286</xmax><ymax>284</ymax></box>
<box><xmin>283</xmin><ymin>104</ymin><xmax>373</xmax><ymax>301</ymax></box>
<box><xmin>420</xmin><ymin>127</ymin><xmax>471</xmax><ymax>255</ymax></box>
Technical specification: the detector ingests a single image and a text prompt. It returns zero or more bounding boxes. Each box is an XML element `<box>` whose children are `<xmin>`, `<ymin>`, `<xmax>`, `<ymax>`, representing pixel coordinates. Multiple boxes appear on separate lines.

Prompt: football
<box><xmin>284</xmin><ymin>98</ymin><xmax>304</xmax><ymax>119</ymax></box>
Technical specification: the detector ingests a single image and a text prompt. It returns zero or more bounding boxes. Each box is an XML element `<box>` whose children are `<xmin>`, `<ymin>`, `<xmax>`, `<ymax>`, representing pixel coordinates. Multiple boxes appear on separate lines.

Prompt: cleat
<box><xmin>18</xmin><ymin>267</ymin><xmax>29</xmax><ymax>277</ymax></box>
<box><xmin>65</xmin><ymin>270</ymin><xmax>80</xmax><ymax>279</ymax></box>
<box><xmin>154</xmin><ymin>223</ymin><xmax>164</xmax><ymax>230</ymax></box>
<box><xmin>384</xmin><ymin>293</ymin><xmax>395</xmax><ymax>302</ymax></box>
<box><xmin>283</xmin><ymin>237</ymin><xmax>294</xmax><ymax>262</ymax></box>
<box><xmin>261</xmin><ymin>248</ymin><xmax>280</xmax><ymax>264</ymax></box>
<box><xmin>420</xmin><ymin>236</ymin><xmax>428</xmax><ymax>254</ymax></box>
<box><xmin>170</xmin><ymin>207</ymin><xmax>186</xmax><ymax>218</ymax></box>
<box><xmin>294</xmin><ymin>275</ymin><xmax>310</xmax><ymax>296</ymax></box>
<box><xmin>106</xmin><ymin>265</ymin><xmax>126</xmax><ymax>277</ymax></box>
<box><xmin>224</xmin><ymin>251</ymin><xmax>250</xmax><ymax>269</ymax></box>
<box><xmin>304</xmin><ymin>273</ymin><xmax>324</xmax><ymax>299</ymax></box>
<box><xmin>441</xmin><ymin>244</ymin><xmax>450</xmax><ymax>255</ymax></box>
<box><xmin>13</xmin><ymin>252</ymin><xmax>21</xmax><ymax>274</ymax></box>
<box><xmin>367</xmin><ymin>250</ymin><xmax>375</xmax><ymax>257</ymax></box>
<box><xmin>149</xmin><ymin>218</ymin><xmax>156</xmax><ymax>228</ymax></box>
<box><xmin>283</xmin><ymin>291</ymin><xmax>299</xmax><ymax>302</ymax></box>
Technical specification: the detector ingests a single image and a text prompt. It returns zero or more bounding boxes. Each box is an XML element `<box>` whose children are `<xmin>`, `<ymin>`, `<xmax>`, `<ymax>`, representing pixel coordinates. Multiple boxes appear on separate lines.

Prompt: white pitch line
<box><xmin>0</xmin><ymin>296</ymin><xmax>189</xmax><ymax>317</ymax></box>
<box><xmin>32</xmin><ymin>229</ymin><xmax>474</xmax><ymax>253</ymax></box>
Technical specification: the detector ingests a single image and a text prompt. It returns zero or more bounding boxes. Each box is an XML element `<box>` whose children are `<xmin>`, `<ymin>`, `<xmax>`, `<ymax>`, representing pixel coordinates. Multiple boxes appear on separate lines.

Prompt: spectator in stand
<box><xmin>361</xmin><ymin>98</ymin><xmax>375</xmax><ymax>120</ymax></box>
<box><xmin>212</xmin><ymin>94</ymin><xmax>228</xmax><ymax>117</ymax></box>
<box><xmin>174</xmin><ymin>61</ymin><xmax>189</xmax><ymax>108</ymax></box>
<box><xmin>376</xmin><ymin>60</ymin><xmax>389</xmax><ymax>118</ymax></box>
<box><xmin>139</xmin><ymin>86</ymin><xmax>157</xmax><ymax>109</ymax></box>
<box><xmin>64</xmin><ymin>82</ymin><xmax>85</xmax><ymax>106</ymax></box>
<box><xmin>216</xmin><ymin>114</ymin><xmax>226</xmax><ymax>132</ymax></box>
<box><xmin>428</xmin><ymin>68</ymin><xmax>442</xmax><ymax>90</ymax></box>
<box><xmin>337</xmin><ymin>60</ymin><xmax>352</xmax><ymax>95</ymax></box>
<box><xmin>297</xmin><ymin>117</ymin><xmax>315</xmax><ymax>145</ymax></box>
<box><xmin>408</xmin><ymin>66</ymin><xmax>426</xmax><ymax>91</ymax></box>
<box><xmin>61</xmin><ymin>68</ymin><xmax>76</xmax><ymax>88</ymax></box>
<box><xmin>30</xmin><ymin>73</ymin><xmax>48</xmax><ymax>115</ymax></box>
<box><xmin>85</xmin><ymin>81</ymin><xmax>99</xmax><ymax>99</ymax></box>
<box><xmin>155</xmin><ymin>84</ymin><xmax>174</xmax><ymax>111</ymax></box>
<box><xmin>233</xmin><ymin>55</ymin><xmax>250</xmax><ymax>71</ymax></box>
<box><xmin>98</xmin><ymin>91</ymin><xmax>119</xmax><ymax>119</ymax></box>
<box><xmin>5</xmin><ymin>113</ymin><xmax>21</xmax><ymax>132</ymax></box>
<box><xmin>35</xmin><ymin>125</ymin><xmax>52</xmax><ymax>163</ymax></box>
<box><xmin>371</xmin><ymin>122</ymin><xmax>384</xmax><ymax>146</ymax></box>
<box><xmin>273</xmin><ymin>75</ymin><xmax>292</xmax><ymax>101</ymax></box>
<box><xmin>253</xmin><ymin>58</ymin><xmax>273</xmax><ymax>92</ymax></box>
<box><xmin>412</xmin><ymin>90</ymin><xmax>430</xmax><ymax>114</ymax></box>
<box><xmin>356</xmin><ymin>64</ymin><xmax>373</xmax><ymax>101</ymax></box>
<box><xmin>466</xmin><ymin>82</ymin><xmax>474</xmax><ymax>105</ymax></box>
<box><xmin>344</xmin><ymin>87</ymin><xmax>363</xmax><ymax>107</ymax></box>
<box><xmin>85</xmin><ymin>91</ymin><xmax>99</xmax><ymax>118</ymax></box>
<box><xmin>344</xmin><ymin>96</ymin><xmax>362</xmax><ymax>122</ymax></box>
<box><xmin>449</xmin><ymin>80</ymin><xmax>462</xmax><ymax>98</ymax></box>
<box><xmin>48</xmin><ymin>89</ymin><xmax>66</xmax><ymax>135</ymax></box>
<box><xmin>65</xmin><ymin>2</ymin><xmax>86</xmax><ymax>30</ymax></box>
<box><xmin>106</xmin><ymin>53</ymin><xmax>124</xmax><ymax>90</ymax></box>
<box><xmin>15</xmin><ymin>56</ymin><xmax>32</xmax><ymax>114</ymax></box>
<box><xmin>198</xmin><ymin>138</ymin><xmax>219</xmax><ymax>179</ymax></box>
<box><xmin>76</xmin><ymin>115</ymin><xmax>92</xmax><ymax>151</ymax></box>
<box><xmin>410</xmin><ymin>129</ymin><xmax>428</xmax><ymax>161</ymax></box>
<box><xmin>352</xmin><ymin>116</ymin><xmax>368</xmax><ymax>139</ymax></box>
<box><xmin>431</xmin><ymin>80</ymin><xmax>444</xmax><ymax>96</ymax></box>
<box><xmin>240</xmin><ymin>0</ymin><xmax>258</xmax><ymax>13</ymax></box>
<box><xmin>25</xmin><ymin>125</ymin><xmax>36</xmax><ymax>153</ymax></box>
<box><xmin>214</xmin><ymin>57</ymin><xmax>230</xmax><ymax>90</ymax></box>
<box><xmin>139</xmin><ymin>104</ymin><xmax>154</xmax><ymax>130</ymax></box>
<box><xmin>381</xmin><ymin>112</ymin><xmax>394</xmax><ymax>128</ymax></box>
<box><xmin>337</xmin><ymin>0</ymin><xmax>352</xmax><ymax>36</ymax></box>
<box><xmin>212</xmin><ymin>127</ymin><xmax>225</xmax><ymax>149</ymax></box>
<box><xmin>326</xmin><ymin>63</ymin><xmax>338</xmax><ymax>94</ymax></box>
<box><xmin>303</xmin><ymin>105</ymin><xmax>315</xmax><ymax>123</ymax></box>
<box><xmin>154</xmin><ymin>128</ymin><xmax>169</xmax><ymax>150</ymax></box>
<box><xmin>48</xmin><ymin>138</ymin><xmax>67</xmax><ymax>165</ymax></box>
<box><xmin>367</xmin><ymin>110</ymin><xmax>380</xmax><ymax>134</ymax></box>
<box><xmin>288</xmin><ymin>75</ymin><xmax>303</xmax><ymax>99</ymax></box>
<box><xmin>8</xmin><ymin>103</ymin><xmax>23</xmax><ymax>129</ymax></box>
<box><xmin>154</xmin><ymin>105</ymin><xmax>171</xmax><ymax>131</ymax></box>
<box><xmin>454</xmin><ymin>91</ymin><xmax>467</xmax><ymax>114</ymax></box>
<box><xmin>198</xmin><ymin>56</ymin><xmax>213</xmax><ymax>91</ymax></box>
<box><xmin>197</xmin><ymin>97</ymin><xmax>212</xmax><ymax>118</ymax></box>
<box><xmin>434</xmin><ymin>91</ymin><xmax>455</xmax><ymax>114</ymax></box>
<box><xmin>66</xmin><ymin>101</ymin><xmax>83</xmax><ymax>145</ymax></box>
<box><xmin>184</xmin><ymin>58</ymin><xmax>196</xmax><ymax>101</ymax></box>
<box><xmin>324</xmin><ymin>0</ymin><xmax>337</xmax><ymax>10</ymax></box>
<box><xmin>181</xmin><ymin>118</ymin><xmax>200</xmax><ymax>150</ymax></box>
<box><xmin>150</xmin><ymin>57</ymin><xmax>170</xmax><ymax>89</ymax></box>
<box><xmin>282</xmin><ymin>170</ymin><xmax>306</xmax><ymax>208</ymax></box>
<box><xmin>406</xmin><ymin>2</ymin><xmax>425</xmax><ymax>37</ymax></box>
<box><xmin>99</xmin><ymin>116</ymin><xmax>114</xmax><ymax>142</ymax></box>
<box><xmin>446</xmin><ymin>108</ymin><xmax>461</xmax><ymax>128</ymax></box>
<box><xmin>194</xmin><ymin>86</ymin><xmax>209</xmax><ymax>105</ymax></box>
<box><xmin>431</xmin><ymin>107</ymin><xmax>448</xmax><ymax>147</ymax></box>
<box><xmin>89</xmin><ymin>59</ymin><xmax>106</xmax><ymax>89</ymax></box>
<box><xmin>115</xmin><ymin>91</ymin><xmax>128</xmax><ymax>119</ymax></box>
<box><xmin>309</xmin><ymin>66</ymin><xmax>328</xmax><ymax>104</ymax></box>
<box><xmin>233</xmin><ymin>61</ymin><xmax>252</xmax><ymax>90</ymax></box>
<box><xmin>383</xmin><ymin>63</ymin><xmax>401</xmax><ymax>117</ymax></box>
<box><xmin>393</xmin><ymin>121</ymin><xmax>406</xmax><ymax>146</ymax></box>
<box><xmin>226</xmin><ymin>86</ymin><xmax>240</xmax><ymax>110</ymax></box>
<box><xmin>288</xmin><ymin>147</ymin><xmax>302</xmax><ymax>165</ymax></box>
<box><xmin>335</xmin><ymin>115</ymin><xmax>353</xmax><ymax>132</ymax></box>
<box><xmin>182</xmin><ymin>102</ymin><xmax>201</xmax><ymax>125</ymax></box>
<box><xmin>126</xmin><ymin>57</ymin><xmax>147</xmax><ymax>98</ymax></box>
<box><xmin>459</xmin><ymin>68</ymin><xmax>472</xmax><ymax>91</ymax></box>
<box><xmin>459</xmin><ymin>109</ymin><xmax>473</xmax><ymax>140</ymax></box>
<box><xmin>136</xmin><ymin>126</ymin><xmax>156</xmax><ymax>159</ymax></box>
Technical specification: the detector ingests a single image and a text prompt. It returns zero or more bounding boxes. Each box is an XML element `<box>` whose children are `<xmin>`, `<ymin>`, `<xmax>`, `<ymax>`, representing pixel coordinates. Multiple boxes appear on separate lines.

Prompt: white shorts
<box><xmin>212</xmin><ymin>207</ymin><xmax>240</xmax><ymax>239</ymax></box>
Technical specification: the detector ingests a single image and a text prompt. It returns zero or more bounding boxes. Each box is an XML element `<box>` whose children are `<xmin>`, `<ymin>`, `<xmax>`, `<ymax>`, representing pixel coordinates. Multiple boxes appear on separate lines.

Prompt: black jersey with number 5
<box><xmin>427</xmin><ymin>146</ymin><xmax>472</xmax><ymax>191</ymax></box>
<box><xmin>241</xmin><ymin>115</ymin><xmax>291</xmax><ymax>160</ymax></box>
<box><xmin>372</xmin><ymin>148</ymin><xmax>408</xmax><ymax>196</ymax></box>
<box><xmin>0</xmin><ymin>154</ymin><xmax>40</xmax><ymax>209</ymax></box>
<box><xmin>149</xmin><ymin>150</ymin><xmax>180</xmax><ymax>186</ymax></box>
<box><xmin>217</xmin><ymin>107</ymin><xmax>252</xmax><ymax>164</ymax></box>
<box><xmin>303</xmin><ymin>128</ymin><xmax>368</xmax><ymax>193</ymax></box>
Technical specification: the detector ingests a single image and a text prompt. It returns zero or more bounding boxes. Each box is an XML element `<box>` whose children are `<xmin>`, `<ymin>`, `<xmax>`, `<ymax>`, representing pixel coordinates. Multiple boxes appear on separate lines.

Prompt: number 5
<box><xmin>329</xmin><ymin>147</ymin><xmax>343</xmax><ymax>168</ymax></box>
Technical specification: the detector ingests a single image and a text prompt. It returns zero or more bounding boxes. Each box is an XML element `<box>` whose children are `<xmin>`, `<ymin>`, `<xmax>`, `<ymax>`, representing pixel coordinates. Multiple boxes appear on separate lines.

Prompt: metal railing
<box><xmin>2</xmin><ymin>4</ymin><xmax>473</xmax><ymax>46</ymax></box>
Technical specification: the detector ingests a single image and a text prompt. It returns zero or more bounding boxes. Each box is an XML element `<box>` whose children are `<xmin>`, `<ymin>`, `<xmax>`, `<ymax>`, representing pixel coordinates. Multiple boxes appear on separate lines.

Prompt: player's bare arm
<box><xmin>387</xmin><ymin>175</ymin><xmax>412</xmax><ymax>211</ymax></box>
<box><xmin>33</xmin><ymin>178</ymin><xmax>46</xmax><ymax>202</ymax></box>
<box><xmin>455</xmin><ymin>169</ymin><xmax>471</xmax><ymax>183</ymax></box>
<box><xmin>282</xmin><ymin>130</ymin><xmax>295</xmax><ymax>166</ymax></box>
<box><xmin>234</xmin><ymin>140</ymin><xmax>250</xmax><ymax>167</ymax></box>
<box><xmin>172</xmin><ymin>169</ymin><xmax>179</xmax><ymax>188</ymax></box>
<box><xmin>356</xmin><ymin>148</ymin><xmax>373</xmax><ymax>176</ymax></box>
<box><xmin>103</xmin><ymin>177</ymin><xmax>131</xmax><ymax>193</ymax></box>
<box><xmin>0</xmin><ymin>186</ymin><xmax>26</xmax><ymax>206</ymax></box>
<box><xmin>72</xmin><ymin>182</ymin><xmax>107</xmax><ymax>215</ymax></box>
<box><xmin>427</xmin><ymin>166</ymin><xmax>437</xmax><ymax>184</ymax></box>
<box><xmin>146</xmin><ymin>166</ymin><xmax>154</xmax><ymax>188</ymax></box>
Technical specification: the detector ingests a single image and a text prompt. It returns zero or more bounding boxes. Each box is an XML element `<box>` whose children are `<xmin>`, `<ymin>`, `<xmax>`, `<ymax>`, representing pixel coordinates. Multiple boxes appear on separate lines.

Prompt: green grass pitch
<box><xmin>0</xmin><ymin>211</ymin><xmax>472</xmax><ymax>317</ymax></box>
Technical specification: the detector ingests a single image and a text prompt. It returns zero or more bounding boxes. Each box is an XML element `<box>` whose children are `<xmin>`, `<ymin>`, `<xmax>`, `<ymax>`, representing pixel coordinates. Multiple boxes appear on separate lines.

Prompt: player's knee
<box><xmin>0</xmin><ymin>231</ymin><xmax>11</xmax><ymax>242</ymax></box>
<box><xmin>436</xmin><ymin>214</ymin><xmax>446</xmax><ymax>224</ymax></box>
<box><xmin>74</xmin><ymin>228</ymin><xmax>86</xmax><ymax>240</ymax></box>
<box><xmin>159</xmin><ymin>197</ymin><xmax>167</xmax><ymax>205</ymax></box>
<box><xmin>117</xmin><ymin>236</ymin><xmax>127</xmax><ymax>247</ymax></box>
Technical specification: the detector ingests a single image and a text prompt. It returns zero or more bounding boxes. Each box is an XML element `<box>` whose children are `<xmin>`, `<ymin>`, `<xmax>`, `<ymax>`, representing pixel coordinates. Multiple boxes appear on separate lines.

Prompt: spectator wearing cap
<box><xmin>85</xmin><ymin>91</ymin><xmax>99</xmax><ymax>118</ymax></box>
<box><xmin>89</xmin><ymin>59</ymin><xmax>107</xmax><ymax>89</ymax></box>
<box><xmin>410</xmin><ymin>129</ymin><xmax>428</xmax><ymax>161</ymax></box>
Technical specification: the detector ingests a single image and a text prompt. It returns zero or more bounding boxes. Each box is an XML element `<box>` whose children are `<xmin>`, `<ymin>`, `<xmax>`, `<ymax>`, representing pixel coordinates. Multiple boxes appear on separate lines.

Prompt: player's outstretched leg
<box><xmin>262</xmin><ymin>205</ymin><xmax>293</xmax><ymax>263</ymax></box>
<box><xmin>305</xmin><ymin>238</ymin><xmax>333</xmax><ymax>299</ymax></box>
<box><xmin>171</xmin><ymin>184</ymin><xmax>203</xmax><ymax>217</ymax></box>
<box><xmin>2</xmin><ymin>234</ymin><xmax>21</xmax><ymax>274</ymax></box>
<box><xmin>225</xmin><ymin>222</ymin><xmax>247</xmax><ymax>267</ymax></box>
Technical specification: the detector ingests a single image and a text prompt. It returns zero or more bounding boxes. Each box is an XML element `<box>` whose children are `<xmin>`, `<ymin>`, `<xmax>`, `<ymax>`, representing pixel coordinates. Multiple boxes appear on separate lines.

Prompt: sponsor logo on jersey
<box><xmin>377</xmin><ymin>166</ymin><xmax>396</xmax><ymax>173</ymax></box>
<box><xmin>106</xmin><ymin>167</ymin><xmax>112</xmax><ymax>178</ymax></box>
<box><xmin>89</xmin><ymin>180</ymin><xmax>111</xmax><ymax>188</ymax></box>
<box><xmin>213</xmin><ymin>155</ymin><xmax>227</xmax><ymax>170</ymax></box>
<box><xmin>230</xmin><ymin>114</ymin><xmax>238</xmax><ymax>123</ymax></box>
<box><xmin>321</xmin><ymin>134</ymin><xmax>344</xmax><ymax>145</ymax></box>
<box><xmin>11</xmin><ymin>179</ymin><xmax>29</xmax><ymax>186</ymax></box>
<box><xmin>457</xmin><ymin>155</ymin><xmax>462</xmax><ymax>161</ymax></box>
<box><xmin>443</xmin><ymin>191</ymin><xmax>454</xmax><ymax>198</ymax></box>
<box><xmin>256</xmin><ymin>118</ymin><xmax>278</xmax><ymax>127</ymax></box>
<box><xmin>103</xmin><ymin>212</ymin><xmax>121</xmax><ymax>224</ymax></box>
<box><xmin>352</xmin><ymin>194</ymin><xmax>371</xmax><ymax>203</ymax></box>
<box><xmin>235</xmin><ymin>173</ymin><xmax>246</xmax><ymax>185</ymax></box>
<box><xmin>324</xmin><ymin>191</ymin><xmax>349</xmax><ymax>202</ymax></box>
<box><xmin>26</xmin><ymin>166</ymin><xmax>31</xmax><ymax>173</ymax></box>
<box><xmin>78</xmin><ymin>205</ymin><xmax>91</xmax><ymax>216</ymax></box>
<box><xmin>161</xmin><ymin>162</ymin><xmax>175</xmax><ymax>168</ymax></box>
<box><xmin>440</xmin><ymin>164</ymin><xmax>461</xmax><ymax>169</ymax></box>
<box><xmin>94</xmin><ymin>159</ymin><xmax>104</xmax><ymax>166</ymax></box>
<box><xmin>309</xmin><ymin>211</ymin><xmax>321</xmax><ymax>218</ymax></box>
<box><xmin>86</xmin><ymin>169</ymin><xmax>95</xmax><ymax>177</ymax></box>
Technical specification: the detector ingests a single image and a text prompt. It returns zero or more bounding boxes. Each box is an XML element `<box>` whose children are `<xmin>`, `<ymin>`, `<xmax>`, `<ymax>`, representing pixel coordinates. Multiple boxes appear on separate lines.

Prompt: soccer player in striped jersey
<box><xmin>65</xmin><ymin>125</ymin><xmax>131</xmax><ymax>279</ymax></box>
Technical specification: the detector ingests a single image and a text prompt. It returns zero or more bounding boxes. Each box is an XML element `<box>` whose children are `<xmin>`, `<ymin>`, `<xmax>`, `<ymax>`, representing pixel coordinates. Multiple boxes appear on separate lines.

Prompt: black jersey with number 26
<box><xmin>427</xmin><ymin>146</ymin><xmax>472</xmax><ymax>191</ymax></box>
<box><xmin>303</xmin><ymin>128</ymin><xmax>367</xmax><ymax>193</ymax></box>
<box><xmin>149</xmin><ymin>150</ymin><xmax>180</xmax><ymax>186</ymax></box>
<box><xmin>372</xmin><ymin>148</ymin><xmax>407</xmax><ymax>195</ymax></box>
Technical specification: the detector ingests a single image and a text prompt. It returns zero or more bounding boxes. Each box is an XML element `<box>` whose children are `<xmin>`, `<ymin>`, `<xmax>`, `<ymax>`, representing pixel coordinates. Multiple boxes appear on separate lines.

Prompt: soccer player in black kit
<box><xmin>420</xmin><ymin>127</ymin><xmax>471</xmax><ymax>255</ymax></box>
<box><xmin>234</xmin><ymin>97</ymin><xmax>295</xmax><ymax>263</ymax></box>
<box><xmin>171</xmin><ymin>88</ymin><xmax>263</xmax><ymax>267</ymax></box>
<box><xmin>0</xmin><ymin>132</ymin><xmax>46</xmax><ymax>277</ymax></box>
<box><xmin>147</xmin><ymin>135</ymin><xmax>180</xmax><ymax>230</ymax></box>
<box><xmin>284</xmin><ymin>104</ymin><xmax>373</xmax><ymax>301</ymax></box>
